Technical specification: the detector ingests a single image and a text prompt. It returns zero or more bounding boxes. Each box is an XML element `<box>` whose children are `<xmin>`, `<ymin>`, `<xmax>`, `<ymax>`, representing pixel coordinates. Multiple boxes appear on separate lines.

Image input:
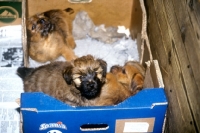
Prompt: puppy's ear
<box><xmin>97</xmin><ymin>59</ymin><xmax>107</xmax><ymax>77</ymax></box>
<box><xmin>17</xmin><ymin>67</ymin><xmax>34</xmax><ymax>80</ymax></box>
<box><xmin>64</xmin><ymin>8</ymin><xmax>74</xmax><ymax>14</ymax></box>
<box><xmin>63</xmin><ymin>66</ymin><xmax>73</xmax><ymax>85</ymax></box>
<box><xmin>130</xmin><ymin>73</ymin><xmax>144</xmax><ymax>94</ymax></box>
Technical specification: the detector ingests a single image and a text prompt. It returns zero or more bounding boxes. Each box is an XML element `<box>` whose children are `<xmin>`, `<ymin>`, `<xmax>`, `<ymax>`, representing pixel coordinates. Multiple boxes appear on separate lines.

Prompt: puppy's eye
<box><xmin>39</xmin><ymin>18</ymin><xmax>45</xmax><ymax>24</ymax></box>
<box><xmin>32</xmin><ymin>24</ymin><xmax>36</xmax><ymax>30</ymax></box>
<box><xmin>122</xmin><ymin>69</ymin><xmax>126</xmax><ymax>74</ymax></box>
<box><xmin>80</xmin><ymin>75</ymin><xmax>84</xmax><ymax>79</ymax></box>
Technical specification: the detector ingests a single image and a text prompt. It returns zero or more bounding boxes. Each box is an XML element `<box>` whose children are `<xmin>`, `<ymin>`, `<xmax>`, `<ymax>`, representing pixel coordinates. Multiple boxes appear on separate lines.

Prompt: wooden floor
<box><xmin>145</xmin><ymin>0</ymin><xmax>200</xmax><ymax>132</ymax></box>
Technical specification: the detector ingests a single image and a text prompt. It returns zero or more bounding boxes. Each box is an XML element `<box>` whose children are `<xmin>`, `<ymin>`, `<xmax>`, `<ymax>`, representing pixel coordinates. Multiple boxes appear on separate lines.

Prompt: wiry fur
<box><xmin>17</xmin><ymin>61</ymin><xmax>88</xmax><ymax>106</ymax></box>
<box><xmin>63</xmin><ymin>55</ymin><xmax>107</xmax><ymax>100</ymax></box>
<box><xmin>90</xmin><ymin>61</ymin><xmax>145</xmax><ymax>106</ymax></box>
<box><xmin>17</xmin><ymin>55</ymin><xmax>107</xmax><ymax>106</ymax></box>
<box><xmin>27</xmin><ymin>8</ymin><xmax>76</xmax><ymax>62</ymax></box>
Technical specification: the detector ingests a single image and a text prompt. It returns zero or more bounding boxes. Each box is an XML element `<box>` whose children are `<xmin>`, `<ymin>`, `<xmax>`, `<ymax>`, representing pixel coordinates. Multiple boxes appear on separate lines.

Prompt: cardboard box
<box><xmin>21</xmin><ymin>59</ymin><xmax>167</xmax><ymax>133</ymax></box>
<box><xmin>0</xmin><ymin>0</ymin><xmax>22</xmax><ymax>27</ymax></box>
<box><xmin>20</xmin><ymin>0</ymin><xmax>168</xmax><ymax>132</ymax></box>
<box><xmin>21</xmin><ymin>88</ymin><xmax>167</xmax><ymax>133</ymax></box>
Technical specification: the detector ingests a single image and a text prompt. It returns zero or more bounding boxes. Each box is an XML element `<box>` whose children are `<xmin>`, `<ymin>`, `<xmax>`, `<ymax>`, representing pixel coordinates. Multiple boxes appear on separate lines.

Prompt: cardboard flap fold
<box><xmin>21</xmin><ymin>88</ymin><xmax>167</xmax><ymax>112</ymax></box>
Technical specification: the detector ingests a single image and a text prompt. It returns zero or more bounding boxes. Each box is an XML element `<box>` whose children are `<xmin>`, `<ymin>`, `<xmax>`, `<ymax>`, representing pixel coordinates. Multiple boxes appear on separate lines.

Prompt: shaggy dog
<box><xmin>63</xmin><ymin>55</ymin><xmax>107</xmax><ymax>100</ymax></box>
<box><xmin>17</xmin><ymin>55</ymin><xmax>107</xmax><ymax>106</ymax></box>
<box><xmin>27</xmin><ymin>8</ymin><xmax>76</xmax><ymax>62</ymax></box>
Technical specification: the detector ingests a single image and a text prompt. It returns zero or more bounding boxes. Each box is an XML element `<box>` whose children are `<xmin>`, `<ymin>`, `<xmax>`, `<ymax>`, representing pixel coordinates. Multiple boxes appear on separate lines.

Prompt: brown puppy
<box><xmin>17</xmin><ymin>61</ymin><xmax>87</xmax><ymax>106</ymax></box>
<box><xmin>89</xmin><ymin>72</ymin><xmax>132</xmax><ymax>106</ymax></box>
<box><xmin>63</xmin><ymin>55</ymin><xmax>107</xmax><ymax>100</ymax></box>
<box><xmin>17</xmin><ymin>55</ymin><xmax>107</xmax><ymax>106</ymax></box>
<box><xmin>90</xmin><ymin>61</ymin><xmax>145</xmax><ymax>106</ymax></box>
<box><xmin>111</xmin><ymin>61</ymin><xmax>145</xmax><ymax>95</ymax></box>
<box><xmin>27</xmin><ymin>8</ymin><xmax>76</xmax><ymax>62</ymax></box>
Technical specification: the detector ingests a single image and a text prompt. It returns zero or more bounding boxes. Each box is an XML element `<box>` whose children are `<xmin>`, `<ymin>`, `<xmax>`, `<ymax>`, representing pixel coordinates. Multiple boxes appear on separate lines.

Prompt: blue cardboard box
<box><xmin>20</xmin><ymin>60</ymin><xmax>168</xmax><ymax>133</ymax></box>
<box><xmin>21</xmin><ymin>88</ymin><xmax>167</xmax><ymax>133</ymax></box>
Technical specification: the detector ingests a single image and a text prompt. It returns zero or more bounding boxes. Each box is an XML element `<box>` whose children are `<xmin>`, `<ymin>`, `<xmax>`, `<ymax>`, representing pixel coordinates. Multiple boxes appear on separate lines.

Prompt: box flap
<box><xmin>21</xmin><ymin>88</ymin><xmax>167</xmax><ymax>112</ymax></box>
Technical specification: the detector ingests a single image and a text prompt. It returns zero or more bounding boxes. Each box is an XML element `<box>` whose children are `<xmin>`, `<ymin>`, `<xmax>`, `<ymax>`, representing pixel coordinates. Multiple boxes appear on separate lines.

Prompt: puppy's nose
<box><xmin>88</xmin><ymin>79</ymin><xmax>94</xmax><ymax>82</ymax></box>
<box><xmin>87</xmin><ymin>80</ymin><xmax>95</xmax><ymax>88</ymax></box>
<box><xmin>89</xmin><ymin>83</ymin><xmax>94</xmax><ymax>88</ymax></box>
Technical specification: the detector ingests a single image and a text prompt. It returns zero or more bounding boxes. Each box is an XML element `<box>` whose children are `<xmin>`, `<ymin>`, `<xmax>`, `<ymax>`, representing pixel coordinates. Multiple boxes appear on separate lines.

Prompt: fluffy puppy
<box><xmin>111</xmin><ymin>61</ymin><xmax>145</xmax><ymax>95</ymax></box>
<box><xmin>27</xmin><ymin>8</ymin><xmax>76</xmax><ymax>62</ymax></box>
<box><xmin>17</xmin><ymin>61</ymin><xmax>88</xmax><ymax>106</ymax></box>
<box><xmin>90</xmin><ymin>61</ymin><xmax>145</xmax><ymax>106</ymax></box>
<box><xmin>63</xmin><ymin>55</ymin><xmax>107</xmax><ymax>100</ymax></box>
<box><xmin>90</xmin><ymin>72</ymin><xmax>132</xmax><ymax>106</ymax></box>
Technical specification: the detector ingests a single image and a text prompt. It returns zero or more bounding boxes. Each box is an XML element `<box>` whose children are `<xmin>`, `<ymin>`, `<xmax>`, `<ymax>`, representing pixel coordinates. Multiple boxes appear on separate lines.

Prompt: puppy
<box><xmin>111</xmin><ymin>61</ymin><xmax>145</xmax><ymax>94</ymax></box>
<box><xmin>27</xmin><ymin>8</ymin><xmax>76</xmax><ymax>62</ymax></box>
<box><xmin>17</xmin><ymin>61</ymin><xmax>88</xmax><ymax>106</ymax></box>
<box><xmin>17</xmin><ymin>55</ymin><xmax>107</xmax><ymax>106</ymax></box>
<box><xmin>63</xmin><ymin>55</ymin><xmax>107</xmax><ymax>100</ymax></box>
<box><xmin>90</xmin><ymin>61</ymin><xmax>145</xmax><ymax>106</ymax></box>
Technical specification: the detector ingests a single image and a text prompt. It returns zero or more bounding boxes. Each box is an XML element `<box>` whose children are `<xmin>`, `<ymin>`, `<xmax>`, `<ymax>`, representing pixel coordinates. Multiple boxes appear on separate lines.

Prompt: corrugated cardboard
<box><xmin>20</xmin><ymin>0</ymin><xmax>168</xmax><ymax>133</ymax></box>
<box><xmin>21</xmin><ymin>82</ymin><xmax>167</xmax><ymax>133</ymax></box>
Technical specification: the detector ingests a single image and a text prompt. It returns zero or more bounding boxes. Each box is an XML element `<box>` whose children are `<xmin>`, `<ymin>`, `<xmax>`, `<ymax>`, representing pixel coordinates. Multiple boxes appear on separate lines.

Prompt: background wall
<box><xmin>145</xmin><ymin>0</ymin><xmax>200</xmax><ymax>132</ymax></box>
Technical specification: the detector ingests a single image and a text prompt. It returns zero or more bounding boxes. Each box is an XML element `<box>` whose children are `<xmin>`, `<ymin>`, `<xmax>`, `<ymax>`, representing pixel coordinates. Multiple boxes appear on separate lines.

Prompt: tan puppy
<box><xmin>27</xmin><ymin>8</ymin><xmax>76</xmax><ymax>62</ymax></box>
<box><xmin>111</xmin><ymin>61</ymin><xmax>145</xmax><ymax>95</ymax></box>
<box><xmin>90</xmin><ymin>61</ymin><xmax>145</xmax><ymax>106</ymax></box>
<box><xmin>63</xmin><ymin>55</ymin><xmax>107</xmax><ymax>100</ymax></box>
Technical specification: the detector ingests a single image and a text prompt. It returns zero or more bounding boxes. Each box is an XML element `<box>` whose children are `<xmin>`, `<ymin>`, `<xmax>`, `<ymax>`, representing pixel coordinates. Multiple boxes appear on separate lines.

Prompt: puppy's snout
<box><xmin>39</xmin><ymin>18</ymin><xmax>45</xmax><ymax>24</ymax></box>
<box><xmin>87</xmin><ymin>80</ymin><xmax>95</xmax><ymax>89</ymax></box>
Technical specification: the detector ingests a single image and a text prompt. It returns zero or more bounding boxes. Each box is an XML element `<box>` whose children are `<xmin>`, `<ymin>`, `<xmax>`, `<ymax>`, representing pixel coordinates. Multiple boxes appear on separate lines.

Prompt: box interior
<box><xmin>22</xmin><ymin>0</ymin><xmax>163</xmax><ymax>89</ymax></box>
<box><xmin>22</xmin><ymin>0</ymin><xmax>145</xmax><ymax>65</ymax></box>
<box><xmin>26</xmin><ymin>0</ymin><xmax>142</xmax><ymax>38</ymax></box>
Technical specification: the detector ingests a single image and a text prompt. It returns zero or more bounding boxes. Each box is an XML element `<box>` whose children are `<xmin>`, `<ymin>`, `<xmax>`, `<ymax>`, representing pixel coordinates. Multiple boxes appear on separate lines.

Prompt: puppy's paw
<box><xmin>110</xmin><ymin>65</ymin><xmax>122</xmax><ymax>74</ymax></box>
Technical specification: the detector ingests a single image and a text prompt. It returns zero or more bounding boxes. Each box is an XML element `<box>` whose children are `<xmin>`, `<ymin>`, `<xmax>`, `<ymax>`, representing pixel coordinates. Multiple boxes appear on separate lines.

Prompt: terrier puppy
<box><xmin>90</xmin><ymin>61</ymin><xmax>145</xmax><ymax>106</ymax></box>
<box><xmin>27</xmin><ymin>8</ymin><xmax>76</xmax><ymax>62</ymax></box>
<box><xmin>17</xmin><ymin>61</ymin><xmax>88</xmax><ymax>106</ymax></box>
<box><xmin>63</xmin><ymin>55</ymin><xmax>107</xmax><ymax>100</ymax></box>
<box><xmin>111</xmin><ymin>61</ymin><xmax>145</xmax><ymax>95</ymax></box>
<box><xmin>17</xmin><ymin>55</ymin><xmax>107</xmax><ymax>106</ymax></box>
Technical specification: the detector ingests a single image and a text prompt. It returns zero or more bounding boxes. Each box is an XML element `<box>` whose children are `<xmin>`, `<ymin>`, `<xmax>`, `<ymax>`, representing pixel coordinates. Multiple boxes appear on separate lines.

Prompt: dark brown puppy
<box><xmin>63</xmin><ymin>55</ymin><xmax>107</xmax><ymax>100</ymax></box>
<box><xmin>90</xmin><ymin>61</ymin><xmax>145</xmax><ymax>106</ymax></box>
<box><xmin>17</xmin><ymin>55</ymin><xmax>107</xmax><ymax>106</ymax></box>
<box><xmin>27</xmin><ymin>8</ymin><xmax>76</xmax><ymax>62</ymax></box>
<box><xmin>17</xmin><ymin>61</ymin><xmax>88</xmax><ymax>106</ymax></box>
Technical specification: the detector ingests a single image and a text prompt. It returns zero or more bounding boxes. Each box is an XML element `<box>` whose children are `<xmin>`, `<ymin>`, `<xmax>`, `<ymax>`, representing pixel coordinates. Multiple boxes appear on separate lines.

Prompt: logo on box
<box><xmin>0</xmin><ymin>6</ymin><xmax>19</xmax><ymax>23</ymax></box>
<box><xmin>39</xmin><ymin>121</ymin><xmax>67</xmax><ymax>131</ymax></box>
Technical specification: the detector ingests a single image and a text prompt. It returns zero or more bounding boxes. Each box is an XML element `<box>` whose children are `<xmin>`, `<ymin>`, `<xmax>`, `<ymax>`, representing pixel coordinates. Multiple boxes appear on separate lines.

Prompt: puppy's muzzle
<box><xmin>79</xmin><ymin>72</ymin><xmax>102</xmax><ymax>99</ymax></box>
<box><xmin>37</xmin><ymin>18</ymin><xmax>54</xmax><ymax>36</ymax></box>
<box><xmin>85</xmin><ymin>80</ymin><xmax>97</xmax><ymax>90</ymax></box>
